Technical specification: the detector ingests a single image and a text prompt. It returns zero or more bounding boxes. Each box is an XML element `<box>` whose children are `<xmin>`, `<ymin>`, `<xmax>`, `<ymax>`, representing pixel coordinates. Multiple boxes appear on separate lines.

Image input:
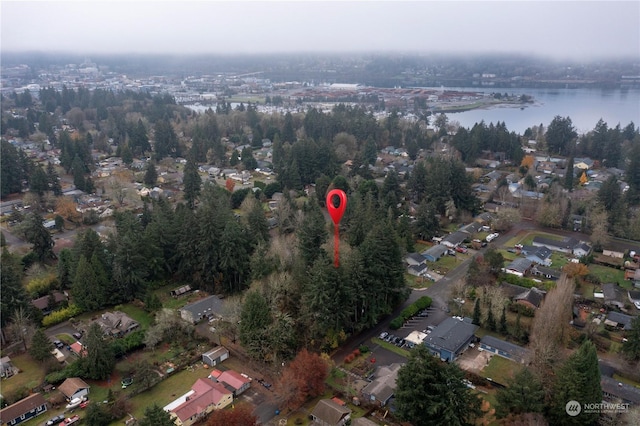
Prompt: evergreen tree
<box><xmin>22</xmin><ymin>212</ymin><xmax>55</xmax><ymax>262</ymax></box>
<box><xmin>472</xmin><ymin>298</ymin><xmax>481</xmax><ymax>325</ymax></box>
<box><xmin>29</xmin><ymin>328</ymin><xmax>54</xmax><ymax>362</ymax></box>
<box><xmin>499</xmin><ymin>306</ymin><xmax>508</xmax><ymax>334</ymax></box>
<box><xmin>138</xmin><ymin>404</ymin><xmax>175</xmax><ymax>426</ymax></box>
<box><xmin>565</xmin><ymin>156</ymin><xmax>575</xmax><ymax>191</ymax></box>
<box><xmin>239</xmin><ymin>291</ymin><xmax>272</xmax><ymax>360</ymax></box>
<box><xmin>80</xmin><ymin>322</ymin><xmax>116</xmax><ymax>380</ymax></box>
<box><xmin>183</xmin><ymin>158</ymin><xmax>201</xmax><ymax>209</ymax></box>
<box><xmin>1</xmin><ymin>249</ymin><xmax>28</xmax><ymax>327</ymax></box>
<box><xmin>71</xmin><ymin>155</ymin><xmax>86</xmax><ymax>191</ymax></box>
<box><xmin>621</xmin><ymin>316</ymin><xmax>640</xmax><ymax>360</ymax></box>
<box><xmin>46</xmin><ymin>162</ymin><xmax>62</xmax><ymax>195</ymax></box>
<box><xmin>29</xmin><ymin>165</ymin><xmax>49</xmax><ymax>196</ymax></box>
<box><xmin>72</xmin><ymin>255</ymin><xmax>106</xmax><ymax>311</ymax></box>
<box><xmin>495</xmin><ymin>368</ymin><xmax>545</xmax><ymax>418</ymax></box>
<box><xmin>486</xmin><ymin>303</ymin><xmax>497</xmax><ymax>331</ymax></box>
<box><xmin>297</xmin><ymin>200</ymin><xmax>328</xmax><ymax>266</ymax></box>
<box><xmin>143</xmin><ymin>162</ymin><xmax>158</xmax><ymax>186</ymax></box>
<box><xmin>282</xmin><ymin>111</ymin><xmax>296</xmax><ymax>143</ymax></box>
<box><xmin>396</xmin><ymin>345</ymin><xmax>482</xmax><ymax>426</ymax></box>
<box><xmin>1</xmin><ymin>140</ymin><xmax>25</xmax><ymax>197</ymax></box>
<box><xmin>549</xmin><ymin>340</ymin><xmax>602</xmax><ymax>425</ymax></box>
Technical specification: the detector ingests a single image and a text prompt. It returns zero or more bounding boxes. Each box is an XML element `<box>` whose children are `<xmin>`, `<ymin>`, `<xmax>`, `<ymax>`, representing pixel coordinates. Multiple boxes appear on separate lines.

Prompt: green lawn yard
<box><xmin>589</xmin><ymin>264</ymin><xmax>626</xmax><ymax>286</ymax></box>
<box><xmin>480</xmin><ymin>355</ymin><xmax>520</xmax><ymax>387</ymax></box>
<box><xmin>0</xmin><ymin>353</ymin><xmax>47</xmax><ymax>400</ymax></box>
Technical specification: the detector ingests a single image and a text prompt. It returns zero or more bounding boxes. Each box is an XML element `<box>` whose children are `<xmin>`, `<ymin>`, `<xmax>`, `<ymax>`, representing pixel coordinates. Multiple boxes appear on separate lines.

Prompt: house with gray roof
<box><xmin>479</xmin><ymin>336</ymin><xmax>530</xmax><ymax>364</ymax></box>
<box><xmin>531</xmin><ymin>265</ymin><xmax>561</xmax><ymax>280</ymax></box>
<box><xmin>532</xmin><ymin>236</ymin><xmax>589</xmax><ymax>256</ymax></box>
<box><xmin>602</xmin><ymin>283</ymin><xmax>625</xmax><ymax>310</ymax></box>
<box><xmin>310</xmin><ymin>399</ymin><xmax>351</xmax><ymax>426</ymax></box>
<box><xmin>361</xmin><ymin>363</ymin><xmax>402</xmax><ymax>406</ymax></box>
<box><xmin>441</xmin><ymin>231</ymin><xmax>468</xmax><ymax>248</ymax></box>
<box><xmin>423</xmin><ymin>317</ymin><xmax>478</xmax><ymax>362</ymax></box>
<box><xmin>421</xmin><ymin>244</ymin><xmax>448</xmax><ymax>262</ymax></box>
<box><xmin>514</xmin><ymin>287</ymin><xmax>546</xmax><ymax>309</ymax></box>
<box><xmin>408</xmin><ymin>263</ymin><xmax>429</xmax><ymax>277</ymax></box>
<box><xmin>405</xmin><ymin>253</ymin><xmax>427</xmax><ymax>266</ymax></box>
<box><xmin>504</xmin><ymin>258</ymin><xmax>533</xmax><ymax>277</ymax></box>
<box><xmin>601</xmin><ymin>375</ymin><xmax>640</xmax><ymax>405</ymax></box>
<box><xmin>521</xmin><ymin>245</ymin><xmax>552</xmax><ymax>266</ymax></box>
<box><xmin>605</xmin><ymin>312</ymin><xmax>634</xmax><ymax>330</ymax></box>
<box><xmin>460</xmin><ymin>221</ymin><xmax>482</xmax><ymax>235</ymax></box>
<box><xmin>179</xmin><ymin>295</ymin><xmax>224</xmax><ymax>324</ymax></box>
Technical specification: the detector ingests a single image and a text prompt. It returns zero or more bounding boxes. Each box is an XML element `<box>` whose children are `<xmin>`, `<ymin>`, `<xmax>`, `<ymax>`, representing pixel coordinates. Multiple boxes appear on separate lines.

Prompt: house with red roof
<box><xmin>69</xmin><ymin>342</ymin><xmax>86</xmax><ymax>357</ymax></box>
<box><xmin>163</xmin><ymin>378</ymin><xmax>232</xmax><ymax>426</ymax></box>
<box><xmin>211</xmin><ymin>370</ymin><xmax>251</xmax><ymax>396</ymax></box>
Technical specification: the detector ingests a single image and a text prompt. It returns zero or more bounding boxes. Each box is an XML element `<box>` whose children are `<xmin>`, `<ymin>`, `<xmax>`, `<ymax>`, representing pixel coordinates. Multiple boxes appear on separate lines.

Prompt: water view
<box><xmin>443</xmin><ymin>87</ymin><xmax>640</xmax><ymax>134</ymax></box>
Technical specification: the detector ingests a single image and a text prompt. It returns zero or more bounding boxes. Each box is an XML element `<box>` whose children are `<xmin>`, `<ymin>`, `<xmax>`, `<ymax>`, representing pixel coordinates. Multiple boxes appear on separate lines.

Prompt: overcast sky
<box><xmin>2</xmin><ymin>1</ymin><xmax>638</xmax><ymax>60</ymax></box>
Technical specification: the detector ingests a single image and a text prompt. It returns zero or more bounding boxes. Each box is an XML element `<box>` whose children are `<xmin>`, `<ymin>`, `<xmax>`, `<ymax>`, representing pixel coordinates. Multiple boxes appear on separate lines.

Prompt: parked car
<box><xmin>72</xmin><ymin>332</ymin><xmax>82</xmax><ymax>340</ymax></box>
<box><xmin>379</xmin><ymin>332</ymin><xmax>389</xmax><ymax>340</ymax></box>
<box><xmin>46</xmin><ymin>415</ymin><xmax>66</xmax><ymax>426</ymax></box>
<box><xmin>53</xmin><ymin>340</ymin><xmax>64</xmax><ymax>349</ymax></box>
<box><xmin>455</xmin><ymin>246</ymin><xmax>468</xmax><ymax>254</ymax></box>
<box><xmin>485</xmin><ymin>233</ymin><xmax>499</xmax><ymax>242</ymax></box>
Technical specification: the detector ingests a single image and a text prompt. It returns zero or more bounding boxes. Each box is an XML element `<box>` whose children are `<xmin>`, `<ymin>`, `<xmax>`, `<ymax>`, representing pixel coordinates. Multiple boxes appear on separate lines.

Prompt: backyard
<box><xmin>480</xmin><ymin>355</ymin><xmax>520</xmax><ymax>387</ymax></box>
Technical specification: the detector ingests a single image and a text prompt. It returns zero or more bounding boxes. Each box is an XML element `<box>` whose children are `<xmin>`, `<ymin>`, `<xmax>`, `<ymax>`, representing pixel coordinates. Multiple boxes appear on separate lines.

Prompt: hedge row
<box><xmin>42</xmin><ymin>304</ymin><xmax>83</xmax><ymax>327</ymax></box>
<box><xmin>501</xmin><ymin>274</ymin><xmax>555</xmax><ymax>291</ymax></box>
<box><xmin>389</xmin><ymin>296</ymin><xmax>432</xmax><ymax>330</ymax></box>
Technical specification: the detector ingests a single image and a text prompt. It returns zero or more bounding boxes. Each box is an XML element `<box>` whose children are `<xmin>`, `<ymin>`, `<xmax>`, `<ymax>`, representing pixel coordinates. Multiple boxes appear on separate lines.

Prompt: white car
<box><xmin>485</xmin><ymin>233</ymin><xmax>499</xmax><ymax>242</ymax></box>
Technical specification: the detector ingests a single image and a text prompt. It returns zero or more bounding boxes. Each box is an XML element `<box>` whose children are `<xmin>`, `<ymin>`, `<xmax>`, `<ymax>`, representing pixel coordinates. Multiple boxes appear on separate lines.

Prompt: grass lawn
<box><xmin>481</xmin><ymin>355</ymin><xmax>520</xmax><ymax>387</ymax></box>
<box><xmin>551</xmin><ymin>252</ymin><xmax>569</xmax><ymax>268</ymax></box>
<box><xmin>114</xmin><ymin>363</ymin><xmax>214</xmax><ymax>422</ymax></box>
<box><xmin>405</xmin><ymin>273</ymin><xmax>433</xmax><ymax>289</ymax></box>
<box><xmin>589</xmin><ymin>264</ymin><xmax>626</xmax><ymax>286</ymax></box>
<box><xmin>1</xmin><ymin>353</ymin><xmax>47</xmax><ymax>397</ymax></box>
<box><xmin>427</xmin><ymin>254</ymin><xmax>465</xmax><ymax>274</ymax></box>
<box><xmin>113</xmin><ymin>304</ymin><xmax>154</xmax><ymax>330</ymax></box>
<box><xmin>370</xmin><ymin>338</ymin><xmax>410</xmax><ymax>358</ymax></box>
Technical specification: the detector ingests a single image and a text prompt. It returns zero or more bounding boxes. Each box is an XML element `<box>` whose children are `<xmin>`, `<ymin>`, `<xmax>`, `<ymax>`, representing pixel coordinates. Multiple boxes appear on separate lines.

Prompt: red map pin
<box><xmin>326</xmin><ymin>189</ymin><xmax>347</xmax><ymax>267</ymax></box>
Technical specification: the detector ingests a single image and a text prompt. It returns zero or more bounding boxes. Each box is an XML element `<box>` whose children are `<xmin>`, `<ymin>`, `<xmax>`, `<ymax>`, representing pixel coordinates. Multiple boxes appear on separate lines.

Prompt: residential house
<box><xmin>602</xmin><ymin>283</ymin><xmax>626</xmax><ymax>310</ymax></box>
<box><xmin>361</xmin><ymin>363</ymin><xmax>402</xmax><ymax>406</ymax></box>
<box><xmin>310</xmin><ymin>399</ymin><xmax>352</xmax><ymax>426</ymax></box>
<box><xmin>537</xmin><ymin>160</ymin><xmax>556</xmax><ymax>174</ymax></box>
<box><xmin>421</xmin><ymin>245</ymin><xmax>448</xmax><ymax>262</ymax></box>
<box><xmin>408</xmin><ymin>263</ymin><xmax>430</xmax><ymax>277</ymax></box>
<box><xmin>504</xmin><ymin>258</ymin><xmax>533</xmax><ymax>277</ymax></box>
<box><xmin>603</xmin><ymin>249</ymin><xmax>624</xmax><ymax>259</ymax></box>
<box><xmin>95</xmin><ymin>311</ymin><xmax>139</xmax><ymax>337</ymax></box>
<box><xmin>475</xmin><ymin>212</ymin><xmax>494</xmax><ymax>224</ymax></box>
<box><xmin>0</xmin><ymin>393</ymin><xmax>48</xmax><ymax>426</ymax></box>
<box><xmin>423</xmin><ymin>317</ymin><xmax>478</xmax><ymax>362</ymax></box>
<box><xmin>479</xmin><ymin>336</ymin><xmax>530</xmax><ymax>364</ymax></box>
<box><xmin>531</xmin><ymin>265</ymin><xmax>561</xmax><ymax>280</ymax></box>
<box><xmin>58</xmin><ymin>377</ymin><xmax>90</xmax><ymax>401</ymax></box>
<box><xmin>441</xmin><ymin>231</ymin><xmax>468</xmax><ymax>248</ymax></box>
<box><xmin>405</xmin><ymin>253</ymin><xmax>427</xmax><ymax>266</ymax></box>
<box><xmin>460</xmin><ymin>221</ymin><xmax>482</xmax><ymax>235</ymax></box>
<box><xmin>0</xmin><ymin>356</ymin><xmax>18</xmax><ymax>378</ymax></box>
<box><xmin>514</xmin><ymin>287</ymin><xmax>546</xmax><ymax>310</ymax></box>
<box><xmin>210</xmin><ymin>369</ymin><xmax>251</xmax><ymax>396</ymax></box>
<box><xmin>532</xmin><ymin>236</ymin><xmax>579</xmax><ymax>254</ymax></box>
<box><xmin>521</xmin><ymin>245</ymin><xmax>552</xmax><ymax>266</ymax></box>
<box><xmin>30</xmin><ymin>291</ymin><xmax>68</xmax><ymax>315</ymax></box>
<box><xmin>163</xmin><ymin>378</ymin><xmax>233</xmax><ymax>426</ymax></box>
<box><xmin>202</xmin><ymin>347</ymin><xmax>229</xmax><ymax>367</ymax></box>
<box><xmin>179</xmin><ymin>295</ymin><xmax>224</xmax><ymax>324</ymax></box>
<box><xmin>574</xmin><ymin>157</ymin><xmax>595</xmax><ymax>170</ymax></box>
<box><xmin>601</xmin><ymin>375</ymin><xmax>640</xmax><ymax>405</ymax></box>
<box><xmin>573</xmin><ymin>242</ymin><xmax>591</xmax><ymax>258</ymax></box>
<box><xmin>605</xmin><ymin>312</ymin><xmax>634</xmax><ymax>331</ymax></box>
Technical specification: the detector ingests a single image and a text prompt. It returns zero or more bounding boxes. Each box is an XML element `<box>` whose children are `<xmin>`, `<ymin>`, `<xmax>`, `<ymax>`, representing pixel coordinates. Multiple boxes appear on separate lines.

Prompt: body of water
<box><xmin>439</xmin><ymin>87</ymin><xmax>640</xmax><ymax>135</ymax></box>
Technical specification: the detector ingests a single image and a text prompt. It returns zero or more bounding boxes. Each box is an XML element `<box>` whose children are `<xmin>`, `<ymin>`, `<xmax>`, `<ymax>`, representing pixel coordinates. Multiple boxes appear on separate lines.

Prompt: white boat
<box><xmin>65</xmin><ymin>397</ymin><xmax>82</xmax><ymax>409</ymax></box>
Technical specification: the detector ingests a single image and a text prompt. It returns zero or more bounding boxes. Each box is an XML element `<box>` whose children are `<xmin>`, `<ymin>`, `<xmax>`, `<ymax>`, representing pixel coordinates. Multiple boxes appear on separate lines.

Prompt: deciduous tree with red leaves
<box><xmin>206</xmin><ymin>405</ymin><xmax>258</xmax><ymax>426</ymax></box>
<box><xmin>276</xmin><ymin>349</ymin><xmax>329</xmax><ymax>411</ymax></box>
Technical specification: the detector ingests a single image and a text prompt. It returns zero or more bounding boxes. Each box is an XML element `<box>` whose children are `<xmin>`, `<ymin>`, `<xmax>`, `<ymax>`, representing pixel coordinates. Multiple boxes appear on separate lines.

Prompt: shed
<box><xmin>202</xmin><ymin>347</ymin><xmax>229</xmax><ymax>367</ymax></box>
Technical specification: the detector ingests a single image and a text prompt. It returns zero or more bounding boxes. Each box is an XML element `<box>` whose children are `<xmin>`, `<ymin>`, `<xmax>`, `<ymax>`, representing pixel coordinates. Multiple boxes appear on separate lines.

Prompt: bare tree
<box><xmin>529</xmin><ymin>273</ymin><xmax>575</xmax><ymax>393</ymax></box>
<box><xmin>7</xmin><ymin>307</ymin><xmax>36</xmax><ymax>352</ymax></box>
<box><xmin>493</xmin><ymin>207</ymin><xmax>521</xmax><ymax>232</ymax></box>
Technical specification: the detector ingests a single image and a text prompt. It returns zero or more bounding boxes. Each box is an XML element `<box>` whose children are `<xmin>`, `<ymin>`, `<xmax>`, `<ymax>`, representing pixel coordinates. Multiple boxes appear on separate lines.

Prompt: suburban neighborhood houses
<box><xmin>1</xmin><ymin>52</ymin><xmax>640</xmax><ymax>426</ymax></box>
